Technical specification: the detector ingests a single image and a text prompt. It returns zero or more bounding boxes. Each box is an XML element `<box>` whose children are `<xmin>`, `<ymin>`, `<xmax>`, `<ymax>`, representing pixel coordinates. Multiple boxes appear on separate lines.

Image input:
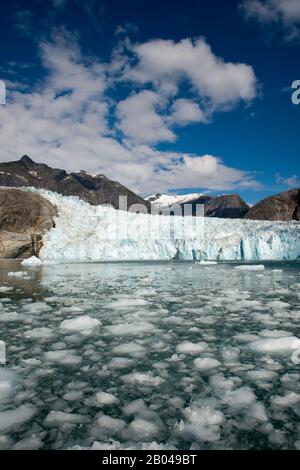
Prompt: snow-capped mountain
<box><xmin>146</xmin><ymin>192</ymin><xmax>250</xmax><ymax>219</ymax></box>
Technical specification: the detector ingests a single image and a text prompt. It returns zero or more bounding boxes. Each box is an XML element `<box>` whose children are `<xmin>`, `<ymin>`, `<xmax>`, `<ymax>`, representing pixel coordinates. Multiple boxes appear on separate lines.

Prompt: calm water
<box><xmin>0</xmin><ymin>260</ymin><xmax>299</xmax><ymax>450</ymax></box>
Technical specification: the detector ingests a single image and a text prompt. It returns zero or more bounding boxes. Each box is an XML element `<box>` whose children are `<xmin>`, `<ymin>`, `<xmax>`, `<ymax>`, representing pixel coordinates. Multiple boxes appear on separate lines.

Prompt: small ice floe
<box><xmin>59</xmin><ymin>315</ymin><xmax>101</xmax><ymax>333</ymax></box>
<box><xmin>43</xmin><ymin>411</ymin><xmax>88</xmax><ymax>427</ymax></box>
<box><xmin>127</xmin><ymin>418</ymin><xmax>160</xmax><ymax>441</ymax></box>
<box><xmin>107</xmin><ymin>322</ymin><xmax>155</xmax><ymax>336</ymax></box>
<box><xmin>0</xmin><ymin>405</ymin><xmax>36</xmax><ymax>433</ymax></box>
<box><xmin>176</xmin><ymin>341</ymin><xmax>208</xmax><ymax>355</ymax></box>
<box><xmin>271</xmin><ymin>392</ymin><xmax>300</xmax><ymax>407</ymax></box>
<box><xmin>223</xmin><ymin>386</ymin><xmax>257</xmax><ymax>409</ymax></box>
<box><xmin>7</xmin><ymin>271</ymin><xmax>29</xmax><ymax>278</ymax></box>
<box><xmin>97</xmin><ymin>415</ymin><xmax>126</xmax><ymax>437</ymax></box>
<box><xmin>112</xmin><ymin>342</ymin><xmax>145</xmax><ymax>356</ymax></box>
<box><xmin>44</xmin><ymin>349</ymin><xmax>82</xmax><ymax>365</ymax></box>
<box><xmin>197</xmin><ymin>261</ymin><xmax>218</xmax><ymax>265</ymax></box>
<box><xmin>177</xmin><ymin>405</ymin><xmax>224</xmax><ymax>442</ymax></box>
<box><xmin>0</xmin><ymin>312</ymin><xmax>20</xmax><ymax>322</ymax></box>
<box><xmin>248</xmin><ymin>336</ymin><xmax>300</xmax><ymax>354</ymax></box>
<box><xmin>21</xmin><ymin>256</ymin><xmax>42</xmax><ymax>267</ymax></box>
<box><xmin>0</xmin><ymin>369</ymin><xmax>18</xmax><ymax>401</ymax></box>
<box><xmin>194</xmin><ymin>357</ymin><xmax>221</xmax><ymax>371</ymax></box>
<box><xmin>235</xmin><ymin>264</ymin><xmax>265</xmax><ymax>271</ymax></box>
<box><xmin>0</xmin><ymin>286</ymin><xmax>13</xmax><ymax>293</ymax></box>
<box><xmin>24</xmin><ymin>327</ymin><xmax>54</xmax><ymax>340</ymax></box>
<box><xmin>95</xmin><ymin>392</ymin><xmax>119</xmax><ymax>406</ymax></box>
<box><xmin>120</xmin><ymin>372</ymin><xmax>163</xmax><ymax>386</ymax></box>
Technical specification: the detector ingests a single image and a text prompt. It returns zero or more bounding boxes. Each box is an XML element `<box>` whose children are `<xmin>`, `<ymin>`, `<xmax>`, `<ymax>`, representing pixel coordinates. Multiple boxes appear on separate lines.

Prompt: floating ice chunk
<box><xmin>0</xmin><ymin>405</ymin><xmax>36</xmax><ymax>432</ymax></box>
<box><xmin>247</xmin><ymin>370</ymin><xmax>278</xmax><ymax>382</ymax></box>
<box><xmin>121</xmin><ymin>372</ymin><xmax>163</xmax><ymax>386</ymax></box>
<box><xmin>176</xmin><ymin>341</ymin><xmax>208</xmax><ymax>355</ymax></box>
<box><xmin>21</xmin><ymin>256</ymin><xmax>42</xmax><ymax>267</ymax></box>
<box><xmin>112</xmin><ymin>342</ymin><xmax>145</xmax><ymax>356</ymax></box>
<box><xmin>183</xmin><ymin>405</ymin><xmax>224</xmax><ymax>426</ymax></box>
<box><xmin>22</xmin><ymin>301</ymin><xmax>52</xmax><ymax>313</ymax></box>
<box><xmin>97</xmin><ymin>415</ymin><xmax>126</xmax><ymax>435</ymax></box>
<box><xmin>251</xmin><ymin>402</ymin><xmax>268</xmax><ymax>422</ymax></box>
<box><xmin>0</xmin><ymin>286</ymin><xmax>13</xmax><ymax>292</ymax></box>
<box><xmin>224</xmin><ymin>386</ymin><xmax>256</xmax><ymax>409</ymax></box>
<box><xmin>0</xmin><ymin>369</ymin><xmax>17</xmax><ymax>401</ymax></box>
<box><xmin>89</xmin><ymin>440</ymin><xmax>175</xmax><ymax>450</ymax></box>
<box><xmin>127</xmin><ymin>418</ymin><xmax>160</xmax><ymax>441</ymax></box>
<box><xmin>271</xmin><ymin>392</ymin><xmax>300</xmax><ymax>407</ymax></box>
<box><xmin>24</xmin><ymin>327</ymin><xmax>54</xmax><ymax>340</ymax></box>
<box><xmin>0</xmin><ymin>312</ymin><xmax>20</xmax><ymax>322</ymax></box>
<box><xmin>122</xmin><ymin>399</ymin><xmax>148</xmax><ymax>416</ymax></box>
<box><xmin>44</xmin><ymin>349</ymin><xmax>82</xmax><ymax>365</ymax></box>
<box><xmin>235</xmin><ymin>265</ymin><xmax>265</xmax><ymax>271</ymax></box>
<box><xmin>194</xmin><ymin>357</ymin><xmax>221</xmax><ymax>371</ymax></box>
<box><xmin>44</xmin><ymin>411</ymin><xmax>87</xmax><ymax>426</ymax></box>
<box><xmin>95</xmin><ymin>392</ymin><xmax>119</xmax><ymax>406</ymax></box>
<box><xmin>197</xmin><ymin>261</ymin><xmax>218</xmax><ymax>265</ymax></box>
<box><xmin>259</xmin><ymin>329</ymin><xmax>291</xmax><ymax>338</ymax></box>
<box><xmin>178</xmin><ymin>405</ymin><xmax>224</xmax><ymax>442</ymax></box>
<box><xmin>107</xmin><ymin>322</ymin><xmax>155</xmax><ymax>336</ymax></box>
<box><xmin>109</xmin><ymin>298</ymin><xmax>148</xmax><ymax>309</ymax></box>
<box><xmin>22</xmin><ymin>358</ymin><xmax>42</xmax><ymax>366</ymax></box>
<box><xmin>266</xmin><ymin>300</ymin><xmax>290</xmax><ymax>310</ymax></box>
<box><xmin>63</xmin><ymin>391</ymin><xmax>83</xmax><ymax>401</ymax></box>
<box><xmin>248</xmin><ymin>336</ymin><xmax>300</xmax><ymax>354</ymax></box>
<box><xmin>13</xmin><ymin>436</ymin><xmax>43</xmax><ymax>450</ymax></box>
<box><xmin>209</xmin><ymin>373</ymin><xmax>236</xmax><ymax>392</ymax></box>
<box><xmin>7</xmin><ymin>271</ymin><xmax>28</xmax><ymax>278</ymax></box>
<box><xmin>234</xmin><ymin>333</ymin><xmax>259</xmax><ymax>342</ymax></box>
<box><xmin>108</xmin><ymin>357</ymin><xmax>134</xmax><ymax>369</ymax></box>
<box><xmin>60</xmin><ymin>315</ymin><xmax>101</xmax><ymax>332</ymax></box>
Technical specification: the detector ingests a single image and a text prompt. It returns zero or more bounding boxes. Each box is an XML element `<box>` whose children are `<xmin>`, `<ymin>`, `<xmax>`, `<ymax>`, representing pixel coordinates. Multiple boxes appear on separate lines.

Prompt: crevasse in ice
<box><xmin>26</xmin><ymin>188</ymin><xmax>300</xmax><ymax>262</ymax></box>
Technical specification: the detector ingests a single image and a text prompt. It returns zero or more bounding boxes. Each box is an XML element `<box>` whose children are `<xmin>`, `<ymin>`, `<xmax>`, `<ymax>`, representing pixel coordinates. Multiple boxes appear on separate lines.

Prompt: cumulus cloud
<box><xmin>125</xmin><ymin>38</ymin><xmax>257</xmax><ymax>107</ymax></box>
<box><xmin>0</xmin><ymin>31</ymin><xmax>260</xmax><ymax>195</ymax></box>
<box><xmin>168</xmin><ymin>99</ymin><xmax>207</xmax><ymax>126</ymax></box>
<box><xmin>241</xmin><ymin>0</ymin><xmax>300</xmax><ymax>41</ymax></box>
<box><xmin>116</xmin><ymin>90</ymin><xmax>175</xmax><ymax>144</ymax></box>
<box><xmin>276</xmin><ymin>173</ymin><xmax>299</xmax><ymax>187</ymax></box>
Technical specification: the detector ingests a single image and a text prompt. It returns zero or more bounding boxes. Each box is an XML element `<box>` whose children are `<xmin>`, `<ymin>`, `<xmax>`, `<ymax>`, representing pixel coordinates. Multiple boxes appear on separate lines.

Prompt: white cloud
<box><xmin>125</xmin><ymin>38</ymin><xmax>257</xmax><ymax>107</ymax></box>
<box><xmin>116</xmin><ymin>90</ymin><xmax>175</xmax><ymax>144</ymax></box>
<box><xmin>168</xmin><ymin>99</ymin><xmax>207</xmax><ymax>126</ymax></box>
<box><xmin>241</xmin><ymin>0</ymin><xmax>300</xmax><ymax>41</ymax></box>
<box><xmin>0</xmin><ymin>31</ymin><xmax>260</xmax><ymax>195</ymax></box>
<box><xmin>276</xmin><ymin>173</ymin><xmax>299</xmax><ymax>187</ymax></box>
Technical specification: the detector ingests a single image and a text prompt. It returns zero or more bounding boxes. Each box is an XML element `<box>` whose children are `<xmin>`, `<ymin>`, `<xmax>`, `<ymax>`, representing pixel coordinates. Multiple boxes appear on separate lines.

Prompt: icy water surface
<box><xmin>0</xmin><ymin>260</ymin><xmax>299</xmax><ymax>450</ymax></box>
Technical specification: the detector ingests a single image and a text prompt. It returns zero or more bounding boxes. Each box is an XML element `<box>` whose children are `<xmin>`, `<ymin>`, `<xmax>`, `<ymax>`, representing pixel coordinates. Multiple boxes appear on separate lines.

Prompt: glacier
<box><xmin>25</xmin><ymin>188</ymin><xmax>300</xmax><ymax>262</ymax></box>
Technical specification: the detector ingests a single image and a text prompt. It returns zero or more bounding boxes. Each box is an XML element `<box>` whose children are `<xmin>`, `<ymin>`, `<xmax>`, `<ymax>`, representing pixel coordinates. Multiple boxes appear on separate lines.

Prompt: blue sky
<box><xmin>0</xmin><ymin>0</ymin><xmax>299</xmax><ymax>203</ymax></box>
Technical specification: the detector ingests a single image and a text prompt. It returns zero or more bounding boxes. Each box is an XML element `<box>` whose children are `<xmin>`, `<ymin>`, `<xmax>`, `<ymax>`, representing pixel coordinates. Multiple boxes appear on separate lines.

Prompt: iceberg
<box><xmin>26</xmin><ymin>188</ymin><xmax>300</xmax><ymax>262</ymax></box>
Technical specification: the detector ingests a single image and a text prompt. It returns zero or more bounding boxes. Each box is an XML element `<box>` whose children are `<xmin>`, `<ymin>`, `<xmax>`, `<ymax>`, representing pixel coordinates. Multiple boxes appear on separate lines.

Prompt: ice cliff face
<box><xmin>27</xmin><ymin>189</ymin><xmax>300</xmax><ymax>262</ymax></box>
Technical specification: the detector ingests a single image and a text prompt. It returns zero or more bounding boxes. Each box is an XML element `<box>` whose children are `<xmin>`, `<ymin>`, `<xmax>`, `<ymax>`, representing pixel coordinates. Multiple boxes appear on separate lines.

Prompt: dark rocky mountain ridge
<box><xmin>0</xmin><ymin>155</ymin><xmax>150</xmax><ymax>211</ymax></box>
<box><xmin>0</xmin><ymin>156</ymin><xmax>299</xmax><ymax>222</ymax></box>
<box><xmin>245</xmin><ymin>188</ymin><xmax>300</xmax><ymax>221</ymax></box>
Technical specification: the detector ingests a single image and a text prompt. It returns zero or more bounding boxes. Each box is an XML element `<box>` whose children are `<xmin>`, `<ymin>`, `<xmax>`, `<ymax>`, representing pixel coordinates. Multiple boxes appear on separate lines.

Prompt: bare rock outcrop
<box><xmin>245</xmin><ymin>188</ymin><xmax>300</xmax><ymax>221</ymax></box>
<box><xmin>0</xmin><ymin>188</ymin><xmax>57</xmax><ymax>258</ymax></box>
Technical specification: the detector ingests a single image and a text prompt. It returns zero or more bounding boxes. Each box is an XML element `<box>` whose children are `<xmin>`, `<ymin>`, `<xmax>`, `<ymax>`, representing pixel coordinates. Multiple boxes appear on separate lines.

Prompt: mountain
<box><xmin>146</xmin><ymin>193</ymin><xmax>250</xmax><ymax>218</ymax></box>
<box><xmin>0</xmin><ymin>155</ymin><xmax>150</xmax><ymax>211</ymax></box>
<box><xmin>245</xmin><ymin>188</ymin><xmax>300</xmax><ymax>221</ymax></box>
